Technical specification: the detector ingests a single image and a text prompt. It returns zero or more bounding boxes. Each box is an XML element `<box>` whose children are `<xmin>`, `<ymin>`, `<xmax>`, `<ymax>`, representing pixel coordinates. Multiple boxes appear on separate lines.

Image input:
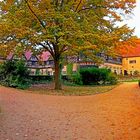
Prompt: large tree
<box><xmin>0</xmin><ymin>0</ymin><xmax>136</xmax><ymax>89</ymax></box>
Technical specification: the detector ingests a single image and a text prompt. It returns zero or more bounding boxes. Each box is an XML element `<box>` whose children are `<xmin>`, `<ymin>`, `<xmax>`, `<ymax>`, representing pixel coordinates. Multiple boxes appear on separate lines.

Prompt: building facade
<box><xmin>122</xmin><ymin>57</ymin><xmax>140</xmax><ymax>75</ymax></box>
<box><xmin>121</xmin><ymin>44</ymin><xmax>140</xmax><ymax>75</ymax></box>
<box><xmin>1</xmin><ymin>44</ymin><xmax>140</xmax><ymax>76</ymax></box>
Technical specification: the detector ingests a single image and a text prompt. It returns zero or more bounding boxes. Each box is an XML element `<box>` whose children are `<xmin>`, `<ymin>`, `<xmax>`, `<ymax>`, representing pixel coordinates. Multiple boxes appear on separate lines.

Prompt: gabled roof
<box><xmin>6</xmin><ymin>51</ymin><xmax>51</xmax><ymax>61</ymax></box>
<box><xmin>25</xmin><ymin>50</ymin><xmax>32</xmax><ymax>60</ymax></box>
<box><xmin>38</xmin><ymin>51</ymin><xmax>51</xmax><ymax>61</ymax></box>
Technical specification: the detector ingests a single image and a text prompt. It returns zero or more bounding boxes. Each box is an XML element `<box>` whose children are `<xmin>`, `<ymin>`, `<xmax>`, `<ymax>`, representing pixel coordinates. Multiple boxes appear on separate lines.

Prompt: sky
<box><xmin>124</xmin><ymin>0</ymin><xmax>140</xmax><ymax>37</ymax></box>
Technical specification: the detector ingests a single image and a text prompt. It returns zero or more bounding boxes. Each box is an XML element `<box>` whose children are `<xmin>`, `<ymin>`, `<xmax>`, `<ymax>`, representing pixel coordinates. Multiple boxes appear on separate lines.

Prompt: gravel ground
<box><xmin>0</xmin><ymin>82</ymin><xmax>140</xmax><ymax>140</ymax></box>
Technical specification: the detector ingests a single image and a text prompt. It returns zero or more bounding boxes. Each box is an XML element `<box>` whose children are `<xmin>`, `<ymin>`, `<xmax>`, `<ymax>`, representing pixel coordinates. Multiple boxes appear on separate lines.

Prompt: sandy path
<box><xmin>0</xmin><ymin>82</ymin><xmax>140</xmax><ymax>140</ymax></box>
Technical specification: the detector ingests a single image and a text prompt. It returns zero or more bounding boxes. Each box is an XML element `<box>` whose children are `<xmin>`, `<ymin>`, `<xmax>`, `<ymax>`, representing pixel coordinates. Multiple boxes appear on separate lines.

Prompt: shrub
<box><xmin>0</xmin><ymin>60</ymin><xmax>31</xmax><ymax>89</ymax></box>
<box><xmin>70</xmin><ymin>72</ymin><xmax>83</xmax><ymax>85</ymax></box>
<box><xmin>79</xmin><ymin>67</ymin><xmax>117</xmax><ymax>85</ymax></box>
<box><xmin>106</xmin><ymin>73</ymin><xmax>118</xmax><ymax>85</ymax></box>
<box><xmin>29</xmin><ymin>75</ymin><xmax>53</xmax><ymax>84</ymax></box>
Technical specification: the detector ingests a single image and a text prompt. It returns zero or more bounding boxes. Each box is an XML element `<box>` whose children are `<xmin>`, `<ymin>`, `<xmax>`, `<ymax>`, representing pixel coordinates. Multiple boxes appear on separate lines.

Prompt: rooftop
<box><xmin>7</xmin><ymin>51</ymin><xmax>51</xmax><ymax>61</ymax></box>
<box><xmin>121</xmin><ymin>44</ymin><xmax>140</xmax><ymax>58</ymax></box>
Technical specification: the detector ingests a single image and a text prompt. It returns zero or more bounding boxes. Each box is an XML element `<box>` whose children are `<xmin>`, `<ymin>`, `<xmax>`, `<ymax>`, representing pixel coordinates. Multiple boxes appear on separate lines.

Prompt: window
<box><xmin>48</xmin><ymin>71</ymin><xmax>51</xmax><ymax>76</ymax></box>
<box><xmin>32</xmin><ymin>61</ymin><xmax>37</xmax><ymax>66</ymax></box>
<box><xmin>129</xmin><ymin>60</ymin><xmax>136</xmax><ymax>64</ymax></box>
<box><xmin>44</xmin><ymin>61</ymin><xmax>49</xmax><ymax>65</ymax></box>
<box><xmin>114</xmin><ymin>70</ymin><xmax>117</xmax><ymax>74</ymax></box>
<box><xmin>117</xmin><ymin>58</ymin><xmax>122</xmax><ymax>62</ymax></box>
<box><xmin>124</xmin><ymin>70</ymin><xmax>128</xmax><ymax>75</ymax></box>
<box><xmin>30</xmin><ymin>56</ymin><xmax>38</xmax><ymax>61</ymax></box>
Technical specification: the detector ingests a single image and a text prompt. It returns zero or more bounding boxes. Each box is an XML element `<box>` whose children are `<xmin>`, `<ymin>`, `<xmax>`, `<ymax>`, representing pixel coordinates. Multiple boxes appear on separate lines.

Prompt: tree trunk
<box><xmin>54</xmin><ymin>59</ymin><xmax>62</xmax><ymax>90</ymax></box>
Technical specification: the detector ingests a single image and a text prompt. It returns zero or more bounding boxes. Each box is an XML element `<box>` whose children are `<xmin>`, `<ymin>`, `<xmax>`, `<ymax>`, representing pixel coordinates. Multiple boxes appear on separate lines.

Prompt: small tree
<box><xmin>0</xmin><ymin>0</ymin><xmax>136</xmax><ymax>89</ymax></box>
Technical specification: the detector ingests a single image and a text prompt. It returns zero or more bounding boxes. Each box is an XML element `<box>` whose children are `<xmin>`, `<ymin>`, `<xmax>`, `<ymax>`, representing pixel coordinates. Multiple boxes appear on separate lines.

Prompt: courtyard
<box><xmin>0</xmin><ymin>82</ymin><xmax>140</xmax><ymax>140</ymax></box>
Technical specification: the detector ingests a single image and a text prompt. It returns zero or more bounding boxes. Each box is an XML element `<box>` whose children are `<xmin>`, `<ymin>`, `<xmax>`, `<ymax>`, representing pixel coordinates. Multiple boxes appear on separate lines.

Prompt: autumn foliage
<box><xmin>0</xmin><ymin>0</ymin><xmax>136</xmax><ymax>89</ymax></box>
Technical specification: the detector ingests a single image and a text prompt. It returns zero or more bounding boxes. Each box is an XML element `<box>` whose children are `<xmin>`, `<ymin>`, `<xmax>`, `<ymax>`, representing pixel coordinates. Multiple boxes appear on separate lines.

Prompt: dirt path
<box><xmin>0</xmin><ymin>82</ymin><xmax>140</xmax><ymax>140</ymax></box>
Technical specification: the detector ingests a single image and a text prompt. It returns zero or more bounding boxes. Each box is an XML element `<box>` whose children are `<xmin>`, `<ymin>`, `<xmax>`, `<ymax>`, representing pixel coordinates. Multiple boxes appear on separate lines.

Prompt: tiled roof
<box><xmin>25</xmin><ymin>50</ymin><xmax>32</xmax><ymax>60</ymax></box>
<box><xmin>121</xmin><ymin>44</ymin><xmax>140</xmax><ymax>58</ymax></box>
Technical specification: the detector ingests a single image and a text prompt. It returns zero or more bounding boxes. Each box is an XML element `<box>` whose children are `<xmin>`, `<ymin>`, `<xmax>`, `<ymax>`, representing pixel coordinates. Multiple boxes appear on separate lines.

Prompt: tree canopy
<box><xmin>0</xmin><ymin>0</ymin><xmax>136</xmax><ymax>89</ymax></box>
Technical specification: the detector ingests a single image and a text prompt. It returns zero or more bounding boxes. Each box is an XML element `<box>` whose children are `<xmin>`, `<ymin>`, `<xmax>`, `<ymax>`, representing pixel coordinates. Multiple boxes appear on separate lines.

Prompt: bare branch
<box><xmin>59</xmin><ymin>45</ymin><xmax>68</xmax><ymax>54</ymax></box>
<box><xmin>75</xmin><ymin>0</ymin><xmax>82</xmax><ymax>12</ymax></box>
<box><xmin>24</xmin><ymin>0</ymin><xmax>46</xmax><ymax>30</ymax></box>
<box><xmin>45</xmin><ymin>41</ymin><xmax>55</xmax><ymax>57</ymax></box>
<box><xmin>38</xmin><ymin>42</ymin><xmax>54</xmax><ymax>58</ymax></box>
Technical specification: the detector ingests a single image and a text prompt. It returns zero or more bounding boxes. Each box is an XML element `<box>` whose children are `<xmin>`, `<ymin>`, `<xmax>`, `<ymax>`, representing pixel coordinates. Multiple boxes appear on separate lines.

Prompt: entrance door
<box><xmin>124</xmin><ymin>70</ymin><xmax>128</xmax><ymax>75</ymax></box>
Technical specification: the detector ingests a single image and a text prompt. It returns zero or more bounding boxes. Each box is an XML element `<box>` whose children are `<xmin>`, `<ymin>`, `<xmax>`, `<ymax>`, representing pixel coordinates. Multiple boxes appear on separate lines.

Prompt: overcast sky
<box><xmin>124</xmin><ymin>0</ymin><xmax>140</xmax><ymax>37</ymax></box>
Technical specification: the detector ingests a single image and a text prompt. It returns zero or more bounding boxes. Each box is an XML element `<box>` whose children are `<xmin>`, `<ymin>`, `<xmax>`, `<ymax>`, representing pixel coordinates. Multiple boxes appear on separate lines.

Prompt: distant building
<box><xmin>121</xmin><ymin>44</ymin><xmax>140</xmax><ymax>75</ymax></box>
<box><xmin>98</xmin><ymin>54</ymin><xmax>122</xmax><ymax>75</ymax></box>
<box><xmin>62</xmin><ymin>53</ymin><xmax>122</xmax><ymax>75</ymax></box>
<box><xmin>1</xmin><ymin>43</ymin><xmax>140</xmax><ymax>76</ymax></box>
<box><xmin>2</xmin><ymin>51</ymin><xmax>55</xmax><ymax>76</ymax></box>
<box><xmin>64</xmin><ymin>43</ymin><xmax>140</xmax><ymax>75</ymax></box>
<box><xmin>0</xmin><ymin>51</ymin><xmax>123</xmax><ymax>75</ymax></box>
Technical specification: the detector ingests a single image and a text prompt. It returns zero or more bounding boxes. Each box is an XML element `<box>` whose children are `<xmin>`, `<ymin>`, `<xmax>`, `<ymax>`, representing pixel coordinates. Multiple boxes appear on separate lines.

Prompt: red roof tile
<box><xmin>121</xmin><ymin>44</ymin><xmax>140</xmax><ymax>58</ymax></box>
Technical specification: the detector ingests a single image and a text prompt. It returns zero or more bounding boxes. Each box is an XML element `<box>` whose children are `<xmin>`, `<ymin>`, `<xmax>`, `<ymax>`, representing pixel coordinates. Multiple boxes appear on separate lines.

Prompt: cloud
<box><xmin>126</xmin><ymin>0</ymin><xmax>140</xmax><ymax>37</ymax></box>
<box><xmin>116</xmin><ymin>0</ymin><xmax>140</xmax><ymax>37</ymax></box>
<box><xmin>133</xmin><ymin>0</ymin><xmax>140</xmax><ymax>37</ymax></box>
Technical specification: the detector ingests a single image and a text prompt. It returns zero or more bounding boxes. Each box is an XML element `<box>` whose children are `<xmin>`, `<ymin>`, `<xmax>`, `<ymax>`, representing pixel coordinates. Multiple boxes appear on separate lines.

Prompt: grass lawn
<box><xmin>27</xmin><ymin>83</ymin><xmax>118</xmax><ymax>96</ymax></box>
